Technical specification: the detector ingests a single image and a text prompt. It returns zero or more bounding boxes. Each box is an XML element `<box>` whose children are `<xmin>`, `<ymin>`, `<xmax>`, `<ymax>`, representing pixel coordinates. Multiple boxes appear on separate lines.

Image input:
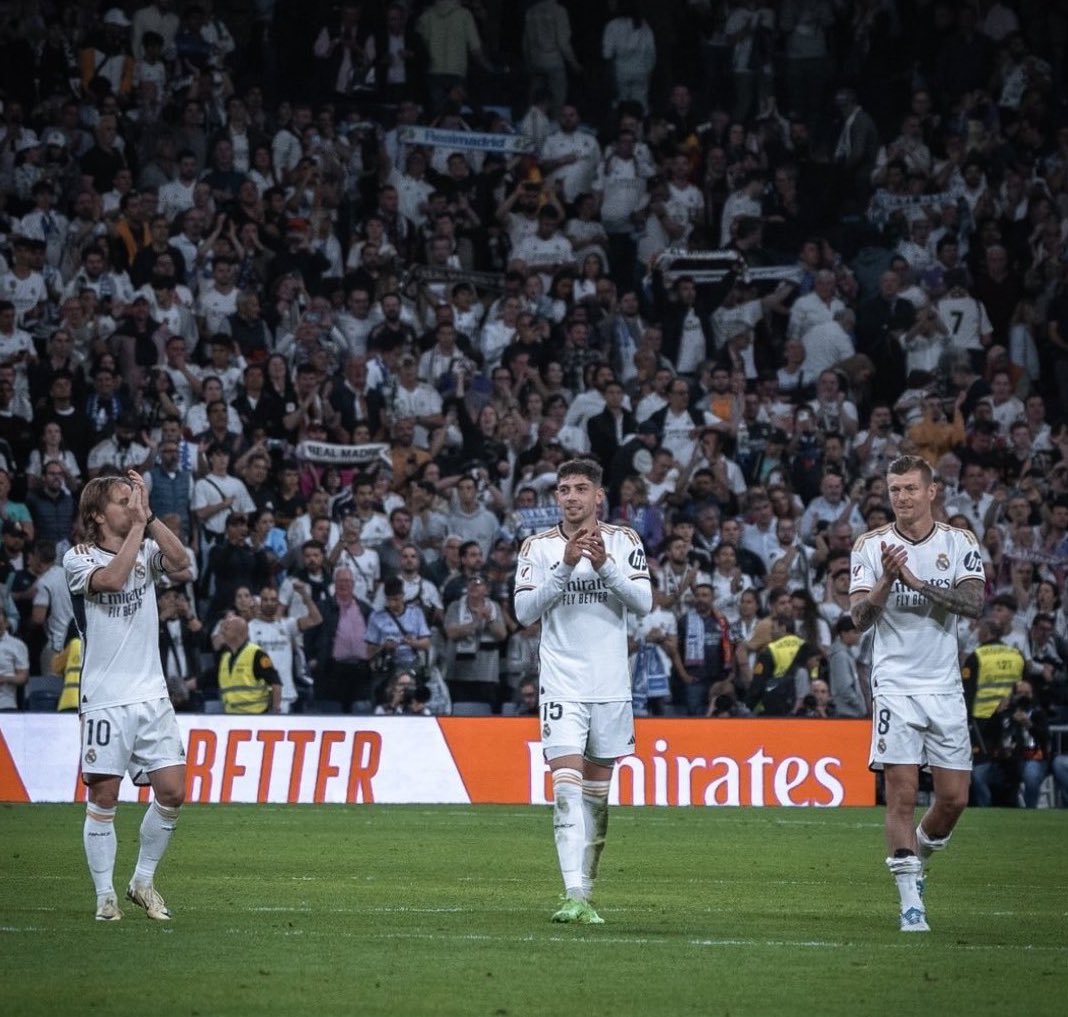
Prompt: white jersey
<box><xmin>515</xmin><ymin>523</ymin><xmax>651</xmax><ymax>702</ymax></box>
<box><xmin>64</xmin><ymin>541</ymin><xmax>168</xmax><ymax>711</ymax></box>
<box><xmin>850</xmin><ymin>522</ymin><xmax>984</xmax><ymax>697</ymax></box>
<box><xmin>248</xmin><ymin>617</ymin><xmax>300</xmax><ymax>706</ymax></box>
<box><xmin>936</xmin><ymin>295</ymin><xmax>991</xmax><ymax>352</ymax></box>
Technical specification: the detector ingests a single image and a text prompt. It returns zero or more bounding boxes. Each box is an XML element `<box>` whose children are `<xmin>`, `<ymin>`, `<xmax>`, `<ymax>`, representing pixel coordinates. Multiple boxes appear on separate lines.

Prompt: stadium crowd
<box><xmin>0</xmin><ymin>0</ymin><xmax>1065</xmax><ymax>805</ymax></box>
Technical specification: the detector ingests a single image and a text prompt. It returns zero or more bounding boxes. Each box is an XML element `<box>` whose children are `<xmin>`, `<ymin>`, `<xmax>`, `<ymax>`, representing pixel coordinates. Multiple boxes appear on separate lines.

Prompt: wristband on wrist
<box><xmin>146</xmin><ymin>513</ymin><xmax>156</xmax><ymax>526</ymax></box>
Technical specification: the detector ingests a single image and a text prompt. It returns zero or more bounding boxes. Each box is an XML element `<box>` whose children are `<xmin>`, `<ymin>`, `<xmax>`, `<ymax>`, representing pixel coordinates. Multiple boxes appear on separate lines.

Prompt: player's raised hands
<box><xmin>879</xmin><ymin>541</ymin><xmax>909</xmax><ymax>578</ymax></box>
<box><xmin>581</xmin><ymin>529</ymin><xmax>607</xmax><ymax>570</ymax></box>
<box><xmin>563</xmin><ymin>527</ymin><xmax>589</xmax><ymax>566</ymax></box>
<box><xmin>126</xmin><ymin>470</ymin><xmax>150</xmax><ymax>526</ymax></box>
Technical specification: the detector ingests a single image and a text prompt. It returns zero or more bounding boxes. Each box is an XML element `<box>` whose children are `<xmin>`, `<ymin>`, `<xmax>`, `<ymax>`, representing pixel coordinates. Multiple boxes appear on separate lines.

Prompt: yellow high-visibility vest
<box><xmin>218</xmin><ymin>642</ymin><xmax>272</xmax><ymax>714</ymax></box>
<box><xmin>970</xmin><ymin>643</ymin><xmax>1024</xmax><ymax>720</ymax></box>
<box><xmin>768</xmin><ymin>634</ymin><xmax>805</xmax><ymax>679</ymax></box>
<box><xmin>57</xmin><ymin>639</ymin><xmax>82</xmax><ymax>712</ymax></box>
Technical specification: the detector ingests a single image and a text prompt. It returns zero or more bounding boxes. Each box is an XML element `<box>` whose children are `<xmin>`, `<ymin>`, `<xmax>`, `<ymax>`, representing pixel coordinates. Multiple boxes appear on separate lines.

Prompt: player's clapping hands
<box><xmin>880</xmin><ymin>541</ymin><xmax>921</xmax><ymax>590</ymax></box>
<box><xmin>127</xmin><ymin>470</ymin><xmax>150</xmax><ymax>526</ymax></box>
<box><xmin>562</xmin><ymin>528</ymin><xmax>607</xmax><ymax>569</ymax></box>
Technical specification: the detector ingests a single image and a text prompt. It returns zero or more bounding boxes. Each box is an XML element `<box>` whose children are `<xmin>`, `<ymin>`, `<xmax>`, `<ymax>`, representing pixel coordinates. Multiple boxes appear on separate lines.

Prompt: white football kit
<box><xmin>64</xmin><ymin>541</ymin><xmax>185</xmax><ymax>783</ymax></box>
<box><xmin>248</xmin><ymin>617</ymin><xmax>301</xmax><ymax>711</ymax></box>
<box><xmin>850</xmin><ymin>522</ymin><xmax>985</xmax><ymax>770</ymax></box>
<box><xmin>515</xmin><ymin>523</ymin><xmax>651</xmax><ymax>759</ymax></box>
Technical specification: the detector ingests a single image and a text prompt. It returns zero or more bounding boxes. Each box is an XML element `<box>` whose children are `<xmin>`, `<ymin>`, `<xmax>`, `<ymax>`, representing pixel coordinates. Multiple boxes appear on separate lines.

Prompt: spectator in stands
<box><xmin>444</xmin><ymin>573</ymin><xmax>507</xmax><ymax>708</ymax></box>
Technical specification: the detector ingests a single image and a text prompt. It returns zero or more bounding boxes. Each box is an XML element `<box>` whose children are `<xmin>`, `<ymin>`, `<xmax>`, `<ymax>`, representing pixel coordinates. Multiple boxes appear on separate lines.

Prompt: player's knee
<box><xmin>156</xmin><ymin>785</ymin><xmax>185</xmax><ymax>808</ymax></box>
<box><xmin>89</xmin><ymin>789</ymin><xmax>119</xmax><ymax>810</ymax></box>
<box><xmin>937</xmin><ymin>787</ymin><xmax>968</xmax><ymax>817</ymax></box>
<box><xmin>87</xmin><ymin>780</ymin><xmax>120</xmax><ymax>809</ymax></box>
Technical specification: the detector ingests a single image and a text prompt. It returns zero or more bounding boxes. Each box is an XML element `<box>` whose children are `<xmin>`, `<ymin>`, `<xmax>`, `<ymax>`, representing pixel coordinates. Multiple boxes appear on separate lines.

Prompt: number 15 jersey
<box><xmin>515</xmin><ymin>524</ymin><xmax>650</xmax><ymax>702</ymax></box>
<box><xmin>850</xmin><ymin>522</ymin><xmax>984</xmax><ymax>696</ymax></box>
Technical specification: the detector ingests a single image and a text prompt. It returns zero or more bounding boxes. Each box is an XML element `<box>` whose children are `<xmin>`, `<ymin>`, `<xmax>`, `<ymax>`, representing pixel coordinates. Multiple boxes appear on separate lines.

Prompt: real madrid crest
<box><xmin>935</xmin><ymin>553</ymin><xmax>950</xmax><ymax>571</ymax></box>
<box><xmin>85</xmin><ymin>749</ymin><xmax>97</xmax><ymax>764</ymax></box>
<box><xmin>877</xmin><ymin>739</ymin><xmax>886</xmax><ymax>754</ymax></box>
<box><xmin>134</xmin><ymin>561</ymin><xmax>146</xmax><ymax>580</ymax></box>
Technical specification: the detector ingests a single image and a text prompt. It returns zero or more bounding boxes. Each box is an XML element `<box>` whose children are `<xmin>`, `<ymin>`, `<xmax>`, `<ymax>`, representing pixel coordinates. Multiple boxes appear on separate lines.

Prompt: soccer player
<box><xmin>849</xmin><ymin>455</ymin><xmax>984</xmax><ymax>933</ymax></box>
<box><xmin>64</xmin><ymin>471</ymin><xmax>191</xmax><ymax>922</ymax></box>
<box><xmin>514</xmin><ymin>458</ymin><xmax>651</xmax><ymax>924</ymax></box>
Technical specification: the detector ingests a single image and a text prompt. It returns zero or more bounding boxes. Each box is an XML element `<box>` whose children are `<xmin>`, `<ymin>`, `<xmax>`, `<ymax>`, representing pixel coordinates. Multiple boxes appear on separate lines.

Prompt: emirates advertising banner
<box><xmin>0</xmin><ymin>716</ymin><xmax>875</xmax><ymax>807</ymax></box>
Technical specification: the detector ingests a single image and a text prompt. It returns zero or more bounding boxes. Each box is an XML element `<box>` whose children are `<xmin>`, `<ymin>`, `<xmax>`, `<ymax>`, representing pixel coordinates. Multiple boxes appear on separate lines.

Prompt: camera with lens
<box><xmin>401</xmin><ymin>683</ymin><xmax>430</xmax><ymax>708</ymax></box>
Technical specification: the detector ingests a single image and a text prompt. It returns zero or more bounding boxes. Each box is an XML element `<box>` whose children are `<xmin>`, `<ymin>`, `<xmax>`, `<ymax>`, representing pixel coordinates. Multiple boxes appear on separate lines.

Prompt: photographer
<box><xmin>971</xmin><ymin>679</ymin><xmax>1050</xmax><ymax>808</ymax></box>
<box><xmin>373</xmin><ymin>670</ymin><xmax>431</xmax><ymax>716</ymax></box>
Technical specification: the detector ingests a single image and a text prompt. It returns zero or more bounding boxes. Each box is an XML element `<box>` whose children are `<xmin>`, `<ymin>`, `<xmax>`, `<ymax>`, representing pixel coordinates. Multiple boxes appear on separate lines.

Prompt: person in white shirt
<box><xmin>156</xmin><ymin>150</ymin><xmax>200</xmax><ymax>222</ymax></box>
<box><xmin>248</xmin><ymin>583</ymin><xmax>322</xmax><ymax>713</ymax></box>
<box><xmin>787</xmin><ymin>269</ymin><xmax>844</xmax><ymax>341</ymax></box>
<box><xmin>64</xmin><ymin>471</ymin><xmax>191</xmax><ymax>922</ymax></box>
<box><xmin>799</xmin><ymin>470</ymin><xmax>865</xmax><ymax>544</ymax></box>
<box><xmin>720</xmin><ymin>172</ymin><xmax>765</xmax><ymax>246</ymax></box>
<box><xmin>192</xmin><ymin>444</ymin><xmax>256</xmax><ymax>546</ymax></box>
<box><xmin>540</xmin><ymin>105</ymin><xmax>600</xmax><ymax>203</ymax></box>
<box><xmin>807</xmin><ymin>368</ymin><xmax>859</xmax><ymax>439</ymax></box>
<box><xmin>195</xmin><ymin>257</ymin><xmax>239</xmax><ymax>334</ymax></box>
<box><xmin>392</xmin><ymin>355</ymin><xmax>445</xmax><ymax>449</ymax></box>
<box><xmin>936</xmin><ymin>271</ymin><xmax>992</xmax><ymax>363</ymax></box>
<box><xmin>986</xmin><ymin>369</ymin><xmax>1025</xmax><ymax>438</ymax></box>
<box><xmin>593</xmin><ymin>129</ymin><xmax>654</xmax><ymax>240</ymax></box>
<box><xmin>601</xmin><ymin>6</ymin><xmax>656</xmax><ymax>110</ymax></box>
<box><xmin>511</xmin><ymin>207</ymin><xmax>575</xmax><ymax>292</ymax></box>
<box><xmin>514</xmin><ymin>458</ymin><xmax>650</xmax><ymax>924</ymax></box>
<box><xmin>944</xmin><ymin>461</ymin><xmax>995</xmax><ymax>541</ymax></box>
<box><xmin>849</xmin><ymin>454</ymin><xmax>985</xmax><ymax>934</ymax></box>
<box><xmin>0</xmin><ymin>612</ymin><xmax>28</xmax><ymax>711</ymax></box>
<box><xmin>801</xmin><ymin>308</ymin><xmax>856</xmax><ymax>377</ymax></box>
<box><xmin>17</xmin><ymin>183</ymin><xmax>70</xmax><ymax>267</ymax></box>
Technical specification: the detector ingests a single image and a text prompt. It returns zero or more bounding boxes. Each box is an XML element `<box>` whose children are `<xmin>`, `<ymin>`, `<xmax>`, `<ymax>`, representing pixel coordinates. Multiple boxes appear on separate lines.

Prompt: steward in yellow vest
<box><xmin>746</xmin><ymin>631</ymin><xmax>820</xmax><ymax>715</ymax></box>
<box><xmin>962</xmin><ymin>630</ymin><xmax>1025</xmax><ymax>721</ymax></box>
<box><xmin>216</xmin><ymin>616</ymin><xmax>281</xmax><ymax>714</ymax></box>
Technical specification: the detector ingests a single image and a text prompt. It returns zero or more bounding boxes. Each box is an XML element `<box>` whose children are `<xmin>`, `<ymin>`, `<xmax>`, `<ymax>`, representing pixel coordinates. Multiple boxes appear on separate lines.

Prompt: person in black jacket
<box><xmin>587</xmin><ymin>379</ymin><xmax>636</xmax><ymax>466</ymax></box>
<box><xmin>204</xmin><ymin>512</ymin><xmax>272</xmax><ymax>626</ymax></box>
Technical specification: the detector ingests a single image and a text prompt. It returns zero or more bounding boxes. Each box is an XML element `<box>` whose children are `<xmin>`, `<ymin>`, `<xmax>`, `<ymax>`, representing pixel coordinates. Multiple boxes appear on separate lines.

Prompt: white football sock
<box><xmin>915</xmin><ymin>823</ymin><xmax>951</xmax><ymax>862</ymax></box>
<box><xmin>886</xmin><ymin>854</ymin><xmax>924</xmax><ymax>912</ymax></box>
<box><xmin>132</xmin><ymin>801</ymin><xmax>181</xmax><ymax>887</ymax></box>
<box><xmin>552</xmin><ymin>768</ymin><xmax>585</xmax><ymax>899</ymax></box>
<box><xmin>84</xmin><ymin>804</ymin><xmax>117</xmax><ymax>900</ymax></box>
<box><xmin>581</xmin><ymin>778</ymin><xmax>611</xmax><ymax>897</ymax></box>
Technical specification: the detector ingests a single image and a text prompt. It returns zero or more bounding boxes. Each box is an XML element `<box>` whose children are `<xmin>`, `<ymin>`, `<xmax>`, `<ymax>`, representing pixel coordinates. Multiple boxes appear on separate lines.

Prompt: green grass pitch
<box><xmin>1</xmin><ymin>804</ymin><xmax>1066</xmax><ymax>1017</ymax></box>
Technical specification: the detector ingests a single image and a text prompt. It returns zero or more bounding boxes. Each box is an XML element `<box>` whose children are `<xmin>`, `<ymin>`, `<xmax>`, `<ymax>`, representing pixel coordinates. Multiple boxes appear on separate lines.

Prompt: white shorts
<box><xmin>869</xmin><ymin>693</ymin><xmax>971</xmax><ymax>772</ymax></box>
<box><xmin>540</xmin><ymin>700</ymin><xmax>635</xmax><ymax>762</ymax></box>
<box><xmin>80</xmin><ymin>698</ymin><xmax>186</xmax><ymax>786</ymax></box>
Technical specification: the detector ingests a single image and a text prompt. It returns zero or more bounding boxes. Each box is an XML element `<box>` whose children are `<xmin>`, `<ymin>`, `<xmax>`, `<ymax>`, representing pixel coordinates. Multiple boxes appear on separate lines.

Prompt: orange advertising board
<box><xmin>441</xmin><ymin>717</ymin><xmax>875</xmax><ymax>807</ymax></box>
<box><xmin>0</xmin><ymin>716</ymin><xmax>875</xmax><ymax>806</ymax></box>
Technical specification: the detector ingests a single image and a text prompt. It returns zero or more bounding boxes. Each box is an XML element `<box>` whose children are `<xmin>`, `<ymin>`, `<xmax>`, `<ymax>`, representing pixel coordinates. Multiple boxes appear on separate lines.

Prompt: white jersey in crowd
<box><xmin>248</xmin><ymin>617</ymin><xmax>300</xmax><ymax>707</ymax></box>
<box><xmin>64</xmin><ymin>541</ymin><xmax>169</xmax><ymax>711</ymax></box>
<box><xmin>515</xmin><ymin>523</ymin><xmax>650</xmax><ymax>702</ymax></box>
<box><xmin>850</xmin><ymin>522</ymin><xmax>985</xmax><ymax>697</ymax></box>
<box><xmin>936</xmin><ymin>294</ymin><xmax>991</xmax><ymax>353</ymax></box>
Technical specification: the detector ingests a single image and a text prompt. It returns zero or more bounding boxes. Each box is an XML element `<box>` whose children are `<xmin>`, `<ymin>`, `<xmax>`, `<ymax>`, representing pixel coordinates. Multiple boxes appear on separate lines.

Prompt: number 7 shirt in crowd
<box><xmin>63</xmin><ymin>542</ymin><xmax>169</xmax><ymax>711</ymax></box>
<box><xmin>514</xmin><ymin>524</ymin><xmax>651</xmax><ymax>703</ymax></box>
<box><xmin>849</xmin><ymin>521</ymin><xmax>985</xmax><ymax>696</ymax></box>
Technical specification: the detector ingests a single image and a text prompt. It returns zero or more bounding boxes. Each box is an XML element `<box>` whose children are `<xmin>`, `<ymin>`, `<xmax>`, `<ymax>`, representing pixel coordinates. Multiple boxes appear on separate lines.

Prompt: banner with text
<box><xmin>0</xmin><ymin>716</ymin><xmax>874</xmax><ymax>807</ymax></box>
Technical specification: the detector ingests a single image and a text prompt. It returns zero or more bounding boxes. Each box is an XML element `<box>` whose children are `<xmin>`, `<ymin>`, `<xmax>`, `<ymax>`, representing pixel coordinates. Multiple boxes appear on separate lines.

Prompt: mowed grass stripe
<box><xmin>1</xmin><ymin>804</ymin><xmax>1065</xmax><ymax>1017</ymax></box>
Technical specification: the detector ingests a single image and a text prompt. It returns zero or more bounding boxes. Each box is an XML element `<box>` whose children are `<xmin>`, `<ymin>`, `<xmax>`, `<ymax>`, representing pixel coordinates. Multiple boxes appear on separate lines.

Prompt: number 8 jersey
<box><xmin>515</xmin><ymin>524</ymin><xmax>651</xmax><ymax>703</ymax></box>
<box><xmin>850</xmin><ymin>522</ymin><xmax>985</xmax><ymax>696</ymax></box>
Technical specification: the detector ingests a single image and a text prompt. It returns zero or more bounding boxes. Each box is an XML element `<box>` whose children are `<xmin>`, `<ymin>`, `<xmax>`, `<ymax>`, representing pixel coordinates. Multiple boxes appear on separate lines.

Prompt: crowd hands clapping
<box><xmin>0</xmin><ymin>0</ymin><xmax>1066</xmax><ymax>804</ymax></box>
